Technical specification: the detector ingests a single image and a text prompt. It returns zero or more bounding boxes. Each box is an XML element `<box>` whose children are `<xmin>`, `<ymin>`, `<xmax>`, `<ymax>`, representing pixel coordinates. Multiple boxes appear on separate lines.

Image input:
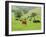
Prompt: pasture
<box><xmin>11</xmin><ymin>6</ymin><xmax>41</xmax><ymax>31</ymax></box>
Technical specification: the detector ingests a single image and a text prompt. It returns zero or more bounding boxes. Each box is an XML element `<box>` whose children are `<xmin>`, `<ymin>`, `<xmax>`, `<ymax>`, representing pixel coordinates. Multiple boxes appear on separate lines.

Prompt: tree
<box><xmin>14</xmin><ymin>9</ymin><xmax>23</xmax><ymax>20</ymax></box>
<box><xmin>31</xmin><ymin>13</ymin><xmax>37</xmax><ymax>20</ymax></box>
<box><xmin>15</xmin><ymin>11</ymin><xmax>22</xmax><ymax>18</ymax></box>
<box><xmin>23</xmin><ymin>9</ymin><xmax>28</xmax><ymax>14</ymax></box>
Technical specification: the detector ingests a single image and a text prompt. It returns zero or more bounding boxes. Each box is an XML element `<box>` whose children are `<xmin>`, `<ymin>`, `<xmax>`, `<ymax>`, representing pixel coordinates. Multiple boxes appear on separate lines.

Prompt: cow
<box><xmin>33</xmin><ymin>20</ymin><xmax>40</xmax><ymax>23</ymax></box>
<box><xmin>20</xmin><ymin>19</ymin><xmax>27</xmax><ymax>25</ymax></box>
<box><xmin>16</xmin><ymin>19</ymin><xmax>18</xmax><ymax>20</ymax></box>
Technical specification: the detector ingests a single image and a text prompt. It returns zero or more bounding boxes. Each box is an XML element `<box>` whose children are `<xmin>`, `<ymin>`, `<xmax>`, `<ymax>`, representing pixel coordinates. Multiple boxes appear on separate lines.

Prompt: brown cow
<box><xmin>20</xmin><ymin>19</ymin><xmax>27</xmax><ymax>24</ymax></box>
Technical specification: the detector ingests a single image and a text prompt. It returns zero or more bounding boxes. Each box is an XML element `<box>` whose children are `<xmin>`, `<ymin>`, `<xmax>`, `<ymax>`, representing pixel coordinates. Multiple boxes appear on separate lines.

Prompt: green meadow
<box><xmin>11</xmin><ymin>6</ymin><xmax>41</xmax><ymax>31</ymax></box>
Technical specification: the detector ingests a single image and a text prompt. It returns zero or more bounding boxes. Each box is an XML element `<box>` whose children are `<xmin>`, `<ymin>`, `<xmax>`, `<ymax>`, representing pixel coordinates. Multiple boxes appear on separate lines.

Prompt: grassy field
<box><xmin>11</xmin><ymin>7</ymin><xmax>41</xmax><ymax>31</ymax></box>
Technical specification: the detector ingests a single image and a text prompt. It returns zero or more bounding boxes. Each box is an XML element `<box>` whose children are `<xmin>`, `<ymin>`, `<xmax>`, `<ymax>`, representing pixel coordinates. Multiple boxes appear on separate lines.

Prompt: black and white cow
<box><xmin>33</xmin><ymin>20</ymin><xmax>40</xmax><ymax>23</ymax></box>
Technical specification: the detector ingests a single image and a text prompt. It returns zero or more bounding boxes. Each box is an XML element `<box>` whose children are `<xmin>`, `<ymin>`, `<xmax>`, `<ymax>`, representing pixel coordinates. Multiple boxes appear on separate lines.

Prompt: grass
<box><xmin>12</xmin><ymin>16</ymin><xmax>41</xmax><ymax>31</ymax></box>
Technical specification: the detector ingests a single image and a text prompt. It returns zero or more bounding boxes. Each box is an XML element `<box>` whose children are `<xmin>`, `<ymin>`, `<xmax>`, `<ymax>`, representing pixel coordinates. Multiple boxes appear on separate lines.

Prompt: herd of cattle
<box><xmin>15</xmin><ymin>16</ymin><xmax>40</xmax><ymax>24</ymax></box>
